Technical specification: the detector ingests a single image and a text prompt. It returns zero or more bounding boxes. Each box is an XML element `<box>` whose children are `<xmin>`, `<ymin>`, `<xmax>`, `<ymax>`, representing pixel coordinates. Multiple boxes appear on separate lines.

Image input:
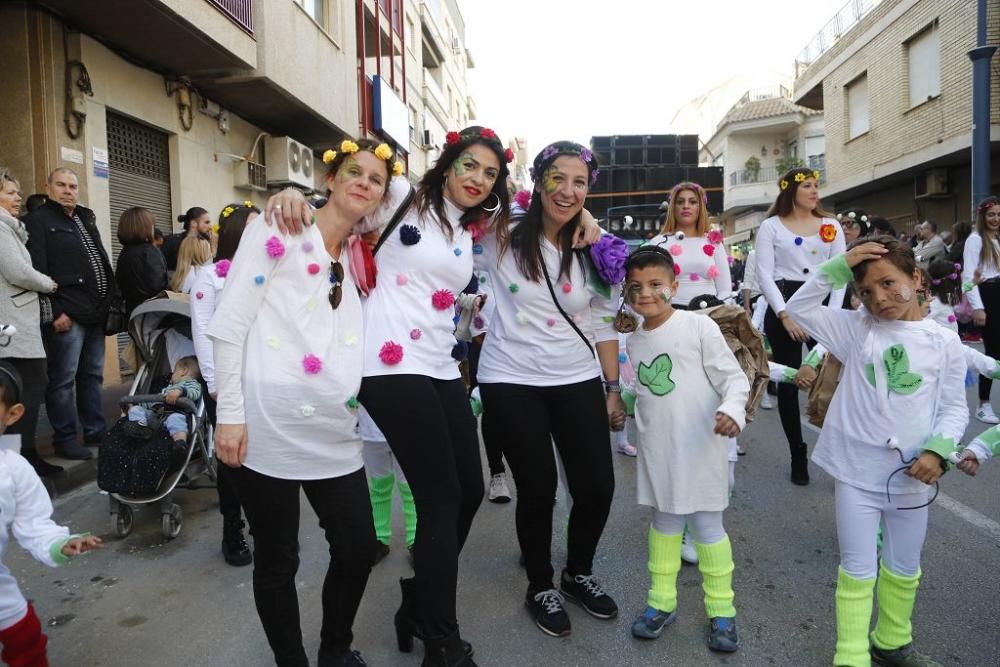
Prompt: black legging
<box><xmin>359</xmin><ymin>374</ymin><xmax>484</xmax><ymax>639</ymax></box>
<box><xmin>467</xmin><ymin>340</ymin><xmax>505</xmax><ymax>476</ymax></box>
<box><xmin>205</xmin><ymin>394</ymin><xmax>245</xmax><ymax>520</ymax></box>
<box><xmin>764</xmin><ymin>289</ymin><xmax>815</xmax><ymax>456</ymax></box>
<box><xmin>978</xmin><ymin>280</ymin><xmax>1000</xmax><ymax>401</ymax></box>
<box><xmin>479</xmin><ymin>378</ymin><xmax>615</xmax><ymax>593</ymax></box>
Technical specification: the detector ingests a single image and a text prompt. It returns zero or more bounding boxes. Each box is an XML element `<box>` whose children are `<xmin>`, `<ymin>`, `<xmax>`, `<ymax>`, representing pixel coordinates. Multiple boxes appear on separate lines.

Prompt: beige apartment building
<box><xmin>793</xmin><ymin>0</ymin><xmax>1000</xmax><ymax>233</ymax></box>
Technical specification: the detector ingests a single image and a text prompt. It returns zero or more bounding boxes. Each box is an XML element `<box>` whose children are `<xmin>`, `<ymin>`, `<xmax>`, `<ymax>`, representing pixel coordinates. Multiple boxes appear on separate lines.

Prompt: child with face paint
<box><xmin>622</xmin><ymin>246</ymin><xmax>749</xmax><ymax>653</ymax></box>
<box><xmin>785</xmin><ymin>236</ymin><xmax>968</xmax><ymax>667</ymax></box>
<box><xmin>0</xmin><ymin>361</ymin><xmax>103</xmax><ymax>665</ymax></box>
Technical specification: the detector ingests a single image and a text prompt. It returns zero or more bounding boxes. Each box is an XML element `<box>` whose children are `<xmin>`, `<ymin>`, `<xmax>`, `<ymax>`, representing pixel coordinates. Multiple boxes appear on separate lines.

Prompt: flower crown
<box><xmin>977</xmin><ymin>198</ymin><xmax>999</xmax><ymax>213</ymax></box>
<box><xmin>221</xmin><ymin>201</ymin><xmax>258</xmax><ymax>219</ymax></box>
<box><xmin>529</xmin><ymin>141</ymin><xmax>600</xmax><ymax>188</ymax></box>
<box><xmin>836</xmin><ymin>210</ymin><xmax>869</xmax><ymax>223</ymax></box>
<box><xmin>666</xmin><ymin>182</ymin><xmax>708</xmax><ymax>206</ymax></box>
<box><xmin>779</xmin><ymin>170</ymin><xmax>822</xmax><ymax>191</ymax></box>
<box><xmin>445</xmin><ymin>127</ymin><xmax>514</xmax><ymax>163</ymax></box>
<box><xmin>323</xmin><ymin>139</ymin><xmax>404</xmax><ymax>177</ymax></box>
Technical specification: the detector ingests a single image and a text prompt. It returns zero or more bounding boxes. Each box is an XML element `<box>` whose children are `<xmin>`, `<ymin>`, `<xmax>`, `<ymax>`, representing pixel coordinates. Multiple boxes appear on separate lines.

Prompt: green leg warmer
<box><xmin>833</xmin><ymin>568</ymin><xmax>876</xmax><ymax>667</ymax></box>
<box><xmin>871</xmin><ymin>563</ymin><xmax>921</xmax><ymax>651</ymax></box>
<box><xmin>647</xmin><ymin>528</ymin><xmax>682</xmax><ymax>613</ymax></box>
<box><xmin>369</xmin><ymin>474</ymin><xmax>395</xmax><ymax>545</ymax></box>
<box><xmin>398</xmin><ymin>481</ymin><xmax>417</xmax><ymax>548</ymax></box>
<box><xmin>694</xmin><ymin>536</ymin><xmax>737</xmax><ymax>618</ymax></box>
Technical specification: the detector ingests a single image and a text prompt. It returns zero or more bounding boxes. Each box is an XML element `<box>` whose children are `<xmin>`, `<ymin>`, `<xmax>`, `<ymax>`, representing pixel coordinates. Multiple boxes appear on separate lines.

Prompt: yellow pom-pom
<box><xmin>779</xmin><ymin>180</ymin><xmax>789</xmax><ymax>191</ymax></box>
<box><xmin>392</xmin><ymin>161</ymin><xmax>404</xmax><ymax>177</ymax></box>
<box><xmin>374</xmin><ymin>144</ymin><xmax>393</xmax><ymax>161</ymax></box>
<box><xmin>323</xmin><ymin>149</ymin><xmax>337</xmax><ymax>164</ymax></box>
<box><xmin>813</xmin><ymin>170</ymin><xmax>821</xmax><ymax>182</ymax></box>
<box><xmin>340</xmin><ymin>140</ymin><xmax>359</xmax><ymax>154</ymax></box>
<box><xmin>243</xmin><ymin>200</ymin><xmax>254</xmax><ymax>208</ymax></box>
<box><xmin>210</xmin><ymin>223</ymin><xmax>220</xmax><ymax>233</ymax></box>
<box><xmin>222</xmin><ymin>206</ymin><xmax>236</xmax><ymax>218</ymax></box>
<box><xmin>794</xmin><ymin>172</ymin><xmax>806</xmax><ymax>182</ymax></box>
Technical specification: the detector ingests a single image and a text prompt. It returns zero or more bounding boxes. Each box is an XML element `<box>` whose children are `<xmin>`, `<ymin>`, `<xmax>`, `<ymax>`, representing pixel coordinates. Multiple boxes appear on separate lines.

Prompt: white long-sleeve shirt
<box><xmin>786</xmin><ymin>256</ymin><xmax>967</xmax><ymax>494</ymax></box>
<box><xmin>961</xmin><ymin>232</ymin><xmax>1000</xmax><ymax>310</ymax></box>
<box><xmin>474</xmin><ymin>229</ymin><xmax>619</xmax><ymax>386</ymax></box>
<box><xmin>644</xmin><ymin>233</ymin><xmax>732</xmax><ymax>306</ymax></box>
<box><xmin>189</xmin><ymin>264</ymin><xmax>225</xmax><ymax>395</ymax></box>
<box><xmin>741</xmin><ymin>249</ymin><xmax>759</xmax><ymax>297</ymax></box>
<box><xmin>755</xmin><ymin>216</ymin><xmax>846</xmax><ymax>314</ymax></box>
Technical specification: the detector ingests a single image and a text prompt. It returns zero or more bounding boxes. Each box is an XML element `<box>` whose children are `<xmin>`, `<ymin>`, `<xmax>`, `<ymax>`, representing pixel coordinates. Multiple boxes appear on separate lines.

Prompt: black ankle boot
<box><xmin>394</xmin><ymin>578</ymin><xmax>473</xmax><ymax>657</ymax></box>
<box><xmin>22</xmin><ymin>449</ymin><xmax>63</xmax><ymax>477</ymax></box>
<box><xmin>790</xmin><ymin>442</ymin><xmax>810</xmax><ymax>486</ymax></box>
<box><xmin>222</xmin><ymin>516</ymin><xmax>252</xmax><ymax>566</ymax></box>
<box><xmin>421</xmin><ymin>630</ymin><xmax>477</xmax><ymax>667</ymax></box>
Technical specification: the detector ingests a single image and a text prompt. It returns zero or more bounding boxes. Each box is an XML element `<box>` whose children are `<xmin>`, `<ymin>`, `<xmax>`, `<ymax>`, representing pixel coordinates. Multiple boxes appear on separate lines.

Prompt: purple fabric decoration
<box><xmin>589</xmin><ymin>234</ymin><xmax>628</xmax><ymax>284</ymax></box>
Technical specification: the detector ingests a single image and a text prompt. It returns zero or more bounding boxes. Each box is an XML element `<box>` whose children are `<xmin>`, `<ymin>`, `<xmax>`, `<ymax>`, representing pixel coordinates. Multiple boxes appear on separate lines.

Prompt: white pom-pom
<box><xmin>698</xmin><ymin>300</ymin><xmax>708</xmax><ymax>309</ymax></box>
<box><xmin>848</xmin><ymin>211</ymin><xmax>856</xmax><ymax>219</ymax></box>
<box><xmin>0</xmin><ymin>324</ymin><xmax>15</xmax><ymax>336</ymax></box>
<box><xmin>836</xmin><ymin>213</ymin><xmax>843</xmax><ymax>221</ymax></box>
<box><xmin>675</xmin><ymin>231</ymin><xmax>685</xmax><ymax>241</ymax></box>
<box><xmin>861</xmin><ymin>215</ymin><xmax>868</xmax><ymax>223</ymax></box>
<box><xmin>886</xmin><ymin>437</ymin><xmax>900</xmax><ymax>449</ymax></box>
<box><xmin>624</xmin><ymin>215</ymin><xmax>633</xmax><ymax>225</ymax></box>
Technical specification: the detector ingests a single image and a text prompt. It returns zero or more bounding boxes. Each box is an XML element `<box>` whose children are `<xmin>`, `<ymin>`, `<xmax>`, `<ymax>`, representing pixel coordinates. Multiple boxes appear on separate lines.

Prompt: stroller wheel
<box><xmin>162</xmin><ymin>504</ymin><xmax>183</xmax><ymax>540</ymax></box>
<box><xmin>111</xmin><ymin>506</ymin><xmax>134</xmax><ymax>538</ymax></box>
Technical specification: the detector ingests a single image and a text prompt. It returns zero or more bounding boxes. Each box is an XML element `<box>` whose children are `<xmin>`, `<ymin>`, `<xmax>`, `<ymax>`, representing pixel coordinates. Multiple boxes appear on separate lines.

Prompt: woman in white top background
<box><xmin>210</xmin><ymin>142</ymin><xmax>395</xmax><ymax>667</ymax></box>
<box><xmin>962</xmin><ymin>196</ymin><xmax>1000</xmax><ymax>423</ymax></box>
<box><xmin>475</xmin><ymin>142</ymin><xmax>624</xmax><ymax>639</ymax></box>
<box><xmin>170</xmin><ymin>235</ymin><xmax>212</xmax><ymax>294</ymax></box>
<box><xmin>754</xmin><ymin>167</ymin><xmax>845</xmax><ymax>485</ymax></box>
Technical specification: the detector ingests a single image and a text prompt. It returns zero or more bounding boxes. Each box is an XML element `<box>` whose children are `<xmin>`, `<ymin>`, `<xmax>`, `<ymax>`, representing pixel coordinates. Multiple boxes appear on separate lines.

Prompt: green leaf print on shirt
<box><xmin>638</xmin><ymin>353</ymin><xmax>676</xmax><ymax>397</ymax></box>
<box><xmin>864</xmin><ymin>344</ymin><xmax>923</xmax><ymax>395</ymax></box>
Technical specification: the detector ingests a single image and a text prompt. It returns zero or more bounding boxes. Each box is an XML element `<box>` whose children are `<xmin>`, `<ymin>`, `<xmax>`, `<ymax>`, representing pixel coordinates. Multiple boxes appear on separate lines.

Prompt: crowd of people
<box><xmin>0</xmin><ymin>132</ymin><xmax>998</xmax><ymax>667</ymax></box>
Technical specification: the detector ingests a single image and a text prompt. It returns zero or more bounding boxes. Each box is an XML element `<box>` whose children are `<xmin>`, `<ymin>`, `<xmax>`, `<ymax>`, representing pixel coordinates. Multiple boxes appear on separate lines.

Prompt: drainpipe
<box><xmin>969</xmin><ymin>0</ymin><xmax>997</xmax><ymax>213</ymax></box>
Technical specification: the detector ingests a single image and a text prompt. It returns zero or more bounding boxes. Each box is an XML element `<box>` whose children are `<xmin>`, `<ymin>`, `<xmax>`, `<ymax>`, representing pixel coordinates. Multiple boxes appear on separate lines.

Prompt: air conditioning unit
<box><xmin>264</xmin><ymin>136</ymin><xmax>315</xmax><ymax>190</ymax></box>
<box><xmin>421</xmin><ymin>129</ymin><xmax>436</xmax><ymax>149</ymax></box>
<box><xmin>451</xmin><ymin>37</ymin><xmax>462</xmax><ymax>53</ymax></box>
<box><xmin>234</xmin><ymin>159</ymin><xmax>267</xmax><ymax>192</ymax></box>
<box><xmin>915</xmin><ymin>168</ymin><xmax>948</xmax><ymax>198</ymax></box>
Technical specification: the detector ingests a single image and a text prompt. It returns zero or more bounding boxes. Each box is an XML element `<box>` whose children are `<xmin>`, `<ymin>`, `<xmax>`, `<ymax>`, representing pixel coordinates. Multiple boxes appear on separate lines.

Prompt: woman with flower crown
<box><xmin>210</xmin><ymin>139</ymin><xmax>397</xmax><ymax>666</ymax></box>
<box><xmin>754</xmin><ymin>167</ymin><xmax>845</xmax><ymax>486</ymax></box>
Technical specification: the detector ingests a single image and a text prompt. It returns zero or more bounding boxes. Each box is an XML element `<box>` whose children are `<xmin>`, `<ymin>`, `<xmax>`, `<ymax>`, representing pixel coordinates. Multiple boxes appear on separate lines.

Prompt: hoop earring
<box><xmin>480</xmin><ymin>192</ymin><xmax>501</xmax><ymax>213</ymax></box>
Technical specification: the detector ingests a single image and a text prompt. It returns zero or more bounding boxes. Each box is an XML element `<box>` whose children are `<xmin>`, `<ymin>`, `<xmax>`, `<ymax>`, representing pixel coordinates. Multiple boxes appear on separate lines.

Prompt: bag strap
<box><xmin>541</xmin><ymin>256</ymin><xmax>595</xmax><ymax>358</ymax></box>
<box><xmin>373</xmin><ymin>185</ymin><xmax>416</xmax><ymax>256</ymax></box>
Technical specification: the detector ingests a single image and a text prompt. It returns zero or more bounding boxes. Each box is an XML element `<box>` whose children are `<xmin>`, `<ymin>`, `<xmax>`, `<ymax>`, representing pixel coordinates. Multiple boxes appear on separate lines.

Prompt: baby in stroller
<box><xmin>126</xmin><ymin>355</ymin><xmax>202</xmax><ymax>462</ymax></box>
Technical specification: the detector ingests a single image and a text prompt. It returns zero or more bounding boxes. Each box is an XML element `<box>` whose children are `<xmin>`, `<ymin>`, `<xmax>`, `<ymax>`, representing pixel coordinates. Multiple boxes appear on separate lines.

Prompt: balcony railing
<box><xmin>795</xmin><ymin>0</ymin><xmax>883</xmax><ymax>76</ymax></box>
<box><xmin>730</xmin><ymin>166</ymin><xmax>780</xmax><ymax>186</ymax></box>
<box><xmin>206</xmin><ymin>0</ymin><xmax>254</xmax><ymax>34</ymax></box>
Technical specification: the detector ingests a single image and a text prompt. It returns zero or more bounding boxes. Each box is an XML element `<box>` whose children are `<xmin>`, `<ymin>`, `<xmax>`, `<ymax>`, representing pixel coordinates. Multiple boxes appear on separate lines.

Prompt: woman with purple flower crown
<box><xmin>474</xmin><ymin>141</ymin><xmax>628</xmax><ymax>639</ymax></box>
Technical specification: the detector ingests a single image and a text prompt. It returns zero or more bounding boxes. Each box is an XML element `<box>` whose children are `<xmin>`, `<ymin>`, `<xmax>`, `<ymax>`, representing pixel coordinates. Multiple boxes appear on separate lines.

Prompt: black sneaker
<box><xmin>707</xmin><ymin>617</ymin><xmax>739</xmax><ymax>652</ymax></box>
<box><xmin>870</xmin><ymin>643</ymin><xmax>942</xmax><ymax>666</ymax></box>
<box><xmin>525</xmin><ymin>588</ymin><xmax>571</xmax><ymax>637</ymax></box>
<box><xmin>560</xmin><ymin>570</ymin><xmax>618</xmax><ymax>619</ymax></box>
<box><xmin>221</xmin><ymin>517</ymin><xmax>253</xmax><ymax>567</ymax></box>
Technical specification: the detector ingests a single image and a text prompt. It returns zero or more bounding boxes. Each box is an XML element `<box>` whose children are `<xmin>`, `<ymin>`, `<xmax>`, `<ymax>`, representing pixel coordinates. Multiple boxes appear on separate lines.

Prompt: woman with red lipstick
<box><xmin>754</xmin><ymin>167</ymin><xmax>845</xmax><ymax>486</ymax></box>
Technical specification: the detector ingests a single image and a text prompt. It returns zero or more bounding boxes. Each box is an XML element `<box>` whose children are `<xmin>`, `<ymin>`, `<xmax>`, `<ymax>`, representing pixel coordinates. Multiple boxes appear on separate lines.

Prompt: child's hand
<box><xmin>164</xmin><ymin>389</ymin><xmax>182</xmax><ymax>405</ymax></box>
<box><xmin>957</xmin><ymin>449</ymin><xmax>981</xmax><ymax>476</ymax></box>
<box><xmin>61</xmin><ymin>535</ymin><xmax>103</xmax><ymax>557</ymax></box>
<box><xmin>794</xmin><ymin>365</ymin><xmax>818</xmax><ymax>390</ymax></box>
<box><xmin>906</xmin><ymin>451</ymin><xmax>945</xmax><ymax>484</ymax></box>
<box><xmin>844</xmin><ymin>241</ymin><xmax>888</xmax><ymax>268</ymax></box>
<box><xmin>714</xmin><ymin>412</ymin><xmax>740</xmax><ymax>437</ymax></box>
<box><xmin>606</xmin><ymin>393</ymin><xmax>626</xmax><ymax>431</ymax></box>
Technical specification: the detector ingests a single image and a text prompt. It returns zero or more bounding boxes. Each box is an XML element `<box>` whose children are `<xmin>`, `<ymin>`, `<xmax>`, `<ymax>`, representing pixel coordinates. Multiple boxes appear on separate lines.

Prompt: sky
<box><xmin>463</xmin><ymin>0</ymin><xmax>845</xmax><ymax>157</ymax></box>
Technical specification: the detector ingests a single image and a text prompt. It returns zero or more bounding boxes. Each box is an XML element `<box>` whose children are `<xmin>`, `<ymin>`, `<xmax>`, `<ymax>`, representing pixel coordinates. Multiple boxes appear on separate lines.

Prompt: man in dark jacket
<box><xmin>25</xmin><ymin>168</ymin><xmax>114</xmax><ymax>460</ymax></box>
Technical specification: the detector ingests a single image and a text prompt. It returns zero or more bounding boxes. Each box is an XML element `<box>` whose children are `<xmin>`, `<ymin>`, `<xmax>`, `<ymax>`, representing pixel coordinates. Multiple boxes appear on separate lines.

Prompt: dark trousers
<box><xmin>468</xmin><ymin>341</ymin><xmax>505</xmax><ymax>475</ymax></box>
<box><xmin>359</xmin><ymin>374</ymin><xmax>484</xmax><ymax>638</ymax></box>
<box><xmin>764</xmin><ymin>289</ymin><xmax>816</xmax><ymax>457</ymax></box>
<box><xmin>979</xmin><ymin>281</ymin><xmax>1000</xmax><ymax>401</ymax></box>
<box><xmin>233</xmin><ymin>466</ymin><xmax>375</xmax><ymax>667</ymax></box>
<box><xmin>3</xmin><ymin>358</ymin><xmax>46</xmax><ymax>455</ymax></box>
<box><xmin>42</xmin><ymin>321</ymin><xmax>106</xmax><ymax>446</ymax></box>
<box><xmin>479</xmin><ymin>378</ymin><xmax>615</xmax><ymax>592</ymax></box>
<box><xmin>204</xmin><ymin>394</ymin><xmax>242</xmax><ymax>519</ymax></box>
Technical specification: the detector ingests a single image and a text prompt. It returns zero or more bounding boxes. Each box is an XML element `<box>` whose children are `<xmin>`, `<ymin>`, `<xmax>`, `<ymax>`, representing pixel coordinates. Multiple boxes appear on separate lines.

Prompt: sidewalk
<box><xmin>35</xmin><ymin>382</ymin><xmax>132</xmax><ymax>497</ymax></box>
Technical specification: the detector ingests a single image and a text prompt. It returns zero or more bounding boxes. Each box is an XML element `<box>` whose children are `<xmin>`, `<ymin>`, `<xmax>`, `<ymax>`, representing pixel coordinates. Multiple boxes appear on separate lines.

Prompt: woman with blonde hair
<box><xmin>171</xmin><ymin>235</ymin><xmax>213</xmax><ymax>293</ymax></box>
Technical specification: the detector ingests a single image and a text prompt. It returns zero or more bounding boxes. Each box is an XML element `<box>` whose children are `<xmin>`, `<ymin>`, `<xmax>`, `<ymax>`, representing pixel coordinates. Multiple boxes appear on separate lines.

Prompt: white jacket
<box><xmin>0</xmin><ymin>209</ymin><xmax>55</xmax><ymax>360</ymax></box>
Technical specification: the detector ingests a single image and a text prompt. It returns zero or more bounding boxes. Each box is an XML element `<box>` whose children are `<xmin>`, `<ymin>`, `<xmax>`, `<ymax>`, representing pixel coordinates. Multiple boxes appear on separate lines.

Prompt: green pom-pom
<box><xmin>509</xmin><ymin>283</ymin><xmax>519</xmax><ymax>293</ymax></box>
<box><xmin>346</xmin><ymin>396</ymin><xmax>359</xmax><ymax>409</ymax></box>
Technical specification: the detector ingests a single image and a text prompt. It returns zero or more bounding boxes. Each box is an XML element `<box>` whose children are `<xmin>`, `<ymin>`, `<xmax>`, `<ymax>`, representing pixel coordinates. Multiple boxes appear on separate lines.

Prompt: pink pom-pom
<box><xmin>702</xmin><ymin>244</ymin><xmax>715</xmax><ymax>257</ymax></box>
<box><xmin>215</xmin><ymin>259</ymin><xmax>231</xmax><ymax>278</ymax></box>
<box><xmin>473</xmin><ymin>316</ymin><xmax>485</xmax><ymax>329</ymax></box>
<box><xmin>266</xmin><ymin>236</ymin><xmax>285</xmax><ymax>258</ymax></box>
<box><xmin>431</xmin><ymin>289</ymin><xmax>455</xmax><ymax>310</ymax></box>
<box><xmin>707</xmin><ymin>229</ymin><xmax>724</xmax><ymax>245</ymax></box>
<box><xmin>410</xmin><ymin>328</ymin><xmax>422</xmax><ymax>340</ymax></box>
<box><xmin>307</xmin><ymin>263</ymin><xmax>321</xmax><ymax>275</ymax></box>
<box><xmin>195</xmin><ymin>292</ymin><xmax>204</xmax><ymax>300</ymax></box>
<box><xmin>513</xmin><ymin>190</ymin><xmax>532</xmax><ymax>211</ymax></box>
<box><xmin>561</xmin><ymin>283</ymin><xmax>572</xmax><ymax>294</ymax></box>
<box><xmin>690</xmin><ymin>273</ymin><xmax>701</xmax><ymax>281</ymax></box>
<box><xmin>707</xmin><ymin>265</ymin><xmax>719</xmax><ymax>279</ymax></box>
<box><xmin>302</xmin><ymin>354</ymin><xmax>323</xmax><ymax>375</ymax></box>
<box><xmin>396</xmin><ymin>274</ymin><xmax>408</xmax><ymax>286</ymax></box>
<box><xmin>727</xmin><ymin>255</ymin><xmax>735</xmax><ymax>265</ymax></box>
<box><xmin>379</xmin><ymin>341</ymin><xmax>404</xmax><ymax>365</ymax></box>
<box><xmin>669</xmin><ymin>244</ymin><xmax>683</xmax><ymax>256</ymax></box>
<box><xmin>546</xmin><ymin>318</ymin><xmax>556</xmax><ymax>327</ymax></box>
<box><xmin>673</xmin><ymin>263</ymin><xmax>681</xmax><ymax>276</ymax></box>
<box><xmin>948</xmin><ymin>315</ymin><xmax>957</xmax><ymax>323</ymax></box>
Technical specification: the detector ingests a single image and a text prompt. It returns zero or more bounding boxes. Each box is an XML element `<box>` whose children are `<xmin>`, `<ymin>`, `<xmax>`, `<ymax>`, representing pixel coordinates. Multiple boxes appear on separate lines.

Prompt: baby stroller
<box><xmin>98</xmin><ymin>293</ymin><xmax>216</xmax><ymax>539</ymax></box>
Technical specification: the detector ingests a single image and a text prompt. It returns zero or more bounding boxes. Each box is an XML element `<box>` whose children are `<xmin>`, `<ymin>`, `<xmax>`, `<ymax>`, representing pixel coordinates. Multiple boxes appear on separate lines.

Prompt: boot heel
<box><xmin>395</xmin><ymin>612</ymin><xmax>414</xmax><ymax>653</ymax></box>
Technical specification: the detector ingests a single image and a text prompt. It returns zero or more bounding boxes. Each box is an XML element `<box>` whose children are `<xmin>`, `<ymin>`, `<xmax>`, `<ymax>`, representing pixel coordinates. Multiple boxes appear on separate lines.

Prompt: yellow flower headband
<box><xmin>323</xmin><ymin>140</ymin><xmax>404</xmax><ymax>178</ymax></box>
<box><xmin>779</xmin><ymin>170</ymin><xmax>822</xmax><ymax>191</ymax></box>
<box><xmin>220</xmin><ymin>201</ymin><xmax>258</xmax><ymax>220</ymax></box>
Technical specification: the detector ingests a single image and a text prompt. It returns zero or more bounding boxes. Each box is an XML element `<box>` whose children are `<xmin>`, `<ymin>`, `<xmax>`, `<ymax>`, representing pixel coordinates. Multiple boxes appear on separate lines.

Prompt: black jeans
<box><xmin>468</xmin><ymin>341</ymin><xmax>505</xmax><ymax>475</ymax></box>
<box><xmin>3</xmin><ymin>357</ymin><xmax>46</xmax><ymax>456</ymax></box>
<box><xmin>479</xmin><ymin>378</ymin><xmax>615</xmax><ymax>592</ymax></box>
<box><xmin>233</xmin><ymin>465</ymin><xmax>375</xmax><ymax>667</ymax></box>
<box><xmin>204</xmin><ymin>395</ymin><xmax>242</xmax><ymax>519</ymax></box>
<box><xmin>359</xmin><ymin>374</ymin><xmax>484</xmax><ymax>639</ymax></box>
<box><xmin>979</xmin><ymin>280</ymin><xmax>1000</xmax><ymax>401</ymax></box>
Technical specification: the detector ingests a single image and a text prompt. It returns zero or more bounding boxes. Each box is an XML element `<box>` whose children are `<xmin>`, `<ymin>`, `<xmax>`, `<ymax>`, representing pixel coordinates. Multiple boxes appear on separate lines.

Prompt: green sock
<box><xmin>398</xmin><ymin>481</ymin><xmax>417</xmax><ymax>548</ymax></box>
<box><xmin>833</xmin><ymin>568</ymin><xmax>876</xmax><ymax>667</ymax></box>
<box><xmin>647</xmin><ymin>528</ymin><xmax>682</xmax><ymax>613</ymax></box>
<box><xmin>369</xmin><ymin>474</ymin><xmax>394</xmax><ymax>545</ymax></box>
<box><xmin>694</xmin><ymin>536</ymin><xmax>737</xmax><ymax>618</ymax></box>
<box><xmin>871</xmin><ymin>563</ymin><xmax>921</xmax><ymax>651</ymax></box>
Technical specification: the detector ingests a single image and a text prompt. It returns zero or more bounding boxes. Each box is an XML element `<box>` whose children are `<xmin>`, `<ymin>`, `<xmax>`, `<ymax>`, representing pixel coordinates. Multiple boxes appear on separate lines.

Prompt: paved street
<box><xmin>13</xmin><ymin>384</ymin><xmax>1000</xmax><ymax>667</ymax></box>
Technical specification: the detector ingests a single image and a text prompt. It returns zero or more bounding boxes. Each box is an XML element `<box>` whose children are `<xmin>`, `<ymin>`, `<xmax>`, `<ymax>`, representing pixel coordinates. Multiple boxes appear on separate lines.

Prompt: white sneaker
<box><xmin>488</xmin><ymin>473</ymin><xmax>511</xmax><ymax>503</ymax></box>
<box><xmin>680</xmin><ymin>531</ymin><xmax>699</xmax><ymax>564</ymax></box>
<box><xmin>760</xmin><ymin>392</ymin><xmax>775</xmax><ymax>410</ymax></box>
<box><xmin>616</xmin><ymin>441</ymin><xmax>637</xmax><ymax>457</ymax></box>
<box><xmin>976</xmin><ymin>404</ymin><xmax>1000</xmax><ymax>425</ymax></box>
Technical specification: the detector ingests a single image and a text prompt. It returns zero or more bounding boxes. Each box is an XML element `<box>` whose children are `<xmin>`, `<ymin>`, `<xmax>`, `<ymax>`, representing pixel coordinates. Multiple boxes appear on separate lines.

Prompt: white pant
<box><xmin>652</xmin><ymin>510</ymin><xmax>727</xmax><ymax>545</ymax></box>
<box><xmin>835</xmin><ymin>481</ymin><xmax>928</xmax><ymax>579</ymax></box>
<box><xmin>362</xmin><ymin>440</ymin><xmax>407</xmax><ymax>483</ymax></box>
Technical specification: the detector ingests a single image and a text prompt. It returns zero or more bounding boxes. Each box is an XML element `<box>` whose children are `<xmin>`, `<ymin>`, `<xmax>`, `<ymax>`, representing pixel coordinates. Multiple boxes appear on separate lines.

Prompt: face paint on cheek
<box><xmin>337</xmin><ymin>158</ymin><xmax>361</xmax><ymax>183</ymax></box>
<box><xmin>893</xmin><ymin>285</ymin><xmax>914</xmax><ymax>304</ymax></box>
<box><xmin>659</xmin><ymin>289</ymin><xmax>672</xmax><ymax>304</ymax></box>
<box><xmin>451</xmin><ymin>152</ymin><xmax>474</xmax><ymax>176</ymax></box>
<box><xmin>542</xmin><ymin>166</ymin><xmax>559</xmax><ymax>194</ymax></box>
<box><xmin>626</xmin><ymin>285</ymin><xmax>641</xmax><ymax>305</ymax></box>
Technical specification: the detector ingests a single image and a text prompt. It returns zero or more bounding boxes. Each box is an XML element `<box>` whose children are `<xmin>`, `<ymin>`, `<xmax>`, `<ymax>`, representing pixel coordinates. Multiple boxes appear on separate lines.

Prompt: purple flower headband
<box><xmin>530</xmin><ymin>141</ymin><xmax>600</xmax><ymax>188</ymax></box>
<box><xmin>665</xmin><ymin>181</ymin><xmax>708</xmax><ymax>206</ymax></box>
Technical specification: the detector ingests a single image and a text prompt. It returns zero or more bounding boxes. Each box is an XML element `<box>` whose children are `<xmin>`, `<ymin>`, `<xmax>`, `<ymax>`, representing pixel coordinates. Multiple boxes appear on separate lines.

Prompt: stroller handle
<box><xmin>120</xmin><ymin>394</ymin><xmax>199</xmax><ymax>414</ymax></box>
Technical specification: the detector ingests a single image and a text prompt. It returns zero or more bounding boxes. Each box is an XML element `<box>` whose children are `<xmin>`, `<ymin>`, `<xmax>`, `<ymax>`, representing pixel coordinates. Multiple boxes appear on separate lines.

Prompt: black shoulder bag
<box><xmin>540</xmin><ymin>251</ymin><xmax>595</xmax><ymax>358</ymax></box>
<box><xmin>372</xmin><ymin>185</ymin><xmax>416</xmax><ymax>256</ymax></box>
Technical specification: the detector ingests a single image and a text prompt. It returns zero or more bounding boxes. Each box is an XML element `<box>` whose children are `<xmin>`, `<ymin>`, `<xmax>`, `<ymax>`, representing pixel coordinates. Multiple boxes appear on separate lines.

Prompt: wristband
<box><xmin>603</xmin><ymin>380</ymin><xmax>622</xmax><ymax>394</ymax></box>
